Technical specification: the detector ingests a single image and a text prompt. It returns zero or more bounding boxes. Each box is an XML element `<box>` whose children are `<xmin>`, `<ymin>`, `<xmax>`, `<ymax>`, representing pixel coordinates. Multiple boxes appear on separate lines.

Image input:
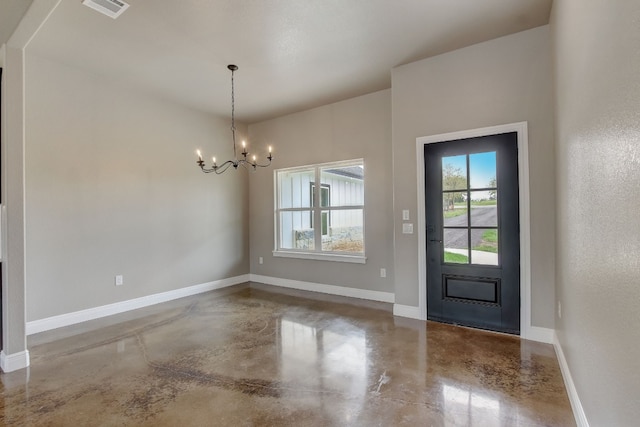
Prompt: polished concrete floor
<box><xmin>1</xmin><ymin>283</ymin><xmax>575</xmax><ymax>426</ymax></box>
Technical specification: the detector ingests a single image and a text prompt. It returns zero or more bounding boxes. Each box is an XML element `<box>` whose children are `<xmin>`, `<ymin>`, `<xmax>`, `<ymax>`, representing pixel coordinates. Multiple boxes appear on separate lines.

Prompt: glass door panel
<box><xmin>470</xmin><ymin>192</ymin><xmax>497</xmax><ymax>227</ymax></box>
<box><xmin>442</xmin><ymin>152</ymin><xmax>499</xmax><ymax>266</ymax></box>
<box><xmin>469</xmin><ymin>152</ymin><xmax>496</xmax><ymax>189</ymax></box>
<box><xmin>442</xmin><ymin>155</ymin><xmax>467</xmax><ymax>191</ymax></box>
<box><xmin>444</xmin><ymin>229</ymin><xmax>469</xmax><ymax>264</ymax></box>
<box><xmin>471</xmin><ymin>228</ymin><xmax>499</xmax><ymax>266</ymax></box>
<box><xmin>443</xmin><ymin>193</ymin><xmax>468</xmax><ymax>226</ymax></box>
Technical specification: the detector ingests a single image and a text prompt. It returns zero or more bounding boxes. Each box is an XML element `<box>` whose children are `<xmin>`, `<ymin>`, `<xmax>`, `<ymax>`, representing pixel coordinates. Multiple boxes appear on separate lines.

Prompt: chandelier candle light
<box><xmin>196</xmin><ymin>64</ymin><xmax>273</xmax><ymax>174</ymax></box>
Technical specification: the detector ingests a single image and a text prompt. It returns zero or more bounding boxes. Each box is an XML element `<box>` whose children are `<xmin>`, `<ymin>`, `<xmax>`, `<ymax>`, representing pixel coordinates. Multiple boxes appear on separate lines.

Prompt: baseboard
<box><xmin>249</xmin><ymin>274</ymin><xmax>395</xmax><ymax>303</ymax></box>
<box><xmin>393</xmin><ymin>304</ymin><xmax>422</xmax><ymax>320</ymax></box>
<box><xmin>26</xmin><ymin>274</ymin><xmax>249</xmax><ymax>335</ymax></box>
<box><xmin>554</xmin><ymin>332</ymin><xmax>590</xmax><ymax>427</ymax></box>
<box><xmin>0</xmin><ymin>350</ymin><xmax>30</xmax><ymax>372</ymax></box>
<box><xmin>522</xmin><ymin>325</ymin><xmax>554</xmax><ymax>344</ymax></box>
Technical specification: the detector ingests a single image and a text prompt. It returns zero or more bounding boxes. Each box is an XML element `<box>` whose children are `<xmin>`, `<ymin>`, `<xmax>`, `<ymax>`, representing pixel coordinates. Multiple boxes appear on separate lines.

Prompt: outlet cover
<box><xmin>115</xmin><ymin>275</ymin><xmax>124</xmax><ymax>286</ymax></box>
<box><xmin>402</xmin><ymin>223</ymin><xmax>414</xmax><ymax>234</ymax></box>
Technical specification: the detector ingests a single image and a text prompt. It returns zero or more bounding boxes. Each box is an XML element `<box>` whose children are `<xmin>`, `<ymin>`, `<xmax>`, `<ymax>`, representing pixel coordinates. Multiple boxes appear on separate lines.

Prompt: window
<box><xmin>274</xmin><ymin>159</ymin><xmax>365</xmax><ymax>263</ymax></box>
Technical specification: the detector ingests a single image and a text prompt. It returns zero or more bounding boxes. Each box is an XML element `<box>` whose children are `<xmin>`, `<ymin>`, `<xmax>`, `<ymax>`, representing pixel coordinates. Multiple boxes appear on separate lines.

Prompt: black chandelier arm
<box><xmin>212</xmin><ymin>162</ymin><xmax>236</xmax><ymax>174</ymax></box>
<box><xmin>235</xmin><ymin>155</ymin><xmax>273</xmax><ymax>171</ymax></box>
<box><xmin>249</xmin><ymin>155</ymin><xmax>273</xmax><ymax>169</ymax></box>
<box><xmin>197</xmin><ymin>159</ymin><xmax>237</xmax><ymax>174</ymax></box>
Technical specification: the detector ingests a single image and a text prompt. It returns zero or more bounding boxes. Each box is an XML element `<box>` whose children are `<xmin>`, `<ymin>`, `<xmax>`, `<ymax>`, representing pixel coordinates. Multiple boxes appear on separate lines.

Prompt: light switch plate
<box><xmin>402</xmin><ymin>210</ymin><xmax>410</xmax><ymax>221</ymax></box>
<box><xmin>402</xmin><ymin>223</ymin><xmax>414</xmax><ymax>234</ymax></box>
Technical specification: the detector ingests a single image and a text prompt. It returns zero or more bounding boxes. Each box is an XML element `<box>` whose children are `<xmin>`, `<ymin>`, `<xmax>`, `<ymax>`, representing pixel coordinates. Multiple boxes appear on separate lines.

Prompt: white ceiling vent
<box><xmin>82</xmin><ymin>0</ymin><xmax>130</xmax><ymax>19</ymax></box>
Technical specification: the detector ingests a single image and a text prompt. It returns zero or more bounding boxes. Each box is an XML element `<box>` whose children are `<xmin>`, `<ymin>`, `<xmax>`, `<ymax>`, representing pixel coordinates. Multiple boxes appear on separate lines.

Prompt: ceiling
<box><xmin>15</xmin><ymin>0</ymin><xmax>552</xmax><ymax>123</ymax></box>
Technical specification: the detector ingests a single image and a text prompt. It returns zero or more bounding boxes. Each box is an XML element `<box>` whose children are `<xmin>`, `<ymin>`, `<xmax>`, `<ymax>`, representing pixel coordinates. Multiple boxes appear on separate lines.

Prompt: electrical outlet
<box><xmin>558</xmin><ymin>300</ymin><xmax>562</xmax><ymax>318</ymax></box>
<box><xmin>115</xmin><ymin>275</ymin><xmax>124</xmax><ymax>286</ymax></box>
<box><xmin>380</xmin><ymin>268</ymin><xmax>386</xmax><ymax>278</ymax></box>
<box><xmin>259</xmin><ymin>256</ymin><xmax>264</xmax><ymax>265</ymax></box>
<box><xmin>402</xmin><ymin>223</ymin><xmax>414</xmax><ymax>234</ymax></box>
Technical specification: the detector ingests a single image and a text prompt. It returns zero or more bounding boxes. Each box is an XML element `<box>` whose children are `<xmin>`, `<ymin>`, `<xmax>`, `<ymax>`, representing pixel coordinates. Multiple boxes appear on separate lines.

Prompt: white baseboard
<box><xmin>249</xmin><ymin>274</ymin><xmax>395</xmax><ymax>303</ymax></box>
<box><xmin>26</xmin><ymin>274</ymin><xmax>249</xmax><ymax>335</ymax></box>
<box><xmin>522</xmin><ymin>325</ymin><xmax>554</xmax><ymax>344</ymax></box>
<box><xmin>554</xmin><ymin>332</ymin><xmax>590</xmax><ymax>427</ymax></box>
<box><xmin>393</xmin><ymin>304</ymin><xmax>422</xmax><ymax>320</ymax></box>
<box><xmin>391</xmin><ymin>307</ymin><xmax>554</xmax><ymax>345</ymax></box>
<box><xmin>1</xmin><ymin>350</ymin><xmax>30</xmax><ymax>372</ymax></box>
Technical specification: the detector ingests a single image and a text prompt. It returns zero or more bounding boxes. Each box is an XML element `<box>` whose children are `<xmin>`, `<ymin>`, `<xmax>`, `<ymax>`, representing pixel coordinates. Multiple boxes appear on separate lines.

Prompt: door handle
<box><xmin>429</xmin><ymin>239</ymin><xmax>443</xmax><ymax>243</ymax></box>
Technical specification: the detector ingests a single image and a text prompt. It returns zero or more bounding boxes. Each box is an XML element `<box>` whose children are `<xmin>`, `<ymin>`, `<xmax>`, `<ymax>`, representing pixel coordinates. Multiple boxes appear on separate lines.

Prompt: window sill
<box><xmin>273</xmin><ymin>250</ymin><xmax>367</xmax><ymax>264</ymax></box>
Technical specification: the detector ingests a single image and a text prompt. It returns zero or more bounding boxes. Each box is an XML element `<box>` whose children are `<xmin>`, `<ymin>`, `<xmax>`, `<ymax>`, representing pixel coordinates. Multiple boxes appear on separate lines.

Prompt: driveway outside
<box><xmin>443</xmin><ymin>205</ymin><xmax>497</xmax><ymax>249</ymax></box>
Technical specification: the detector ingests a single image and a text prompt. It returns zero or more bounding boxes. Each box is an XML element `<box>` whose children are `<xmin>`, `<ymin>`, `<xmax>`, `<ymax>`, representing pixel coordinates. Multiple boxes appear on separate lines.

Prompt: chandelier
<box><xmin>196</xmin><ymin>64</ymin><xmax>273</xmax><ymax>174</ymax></box>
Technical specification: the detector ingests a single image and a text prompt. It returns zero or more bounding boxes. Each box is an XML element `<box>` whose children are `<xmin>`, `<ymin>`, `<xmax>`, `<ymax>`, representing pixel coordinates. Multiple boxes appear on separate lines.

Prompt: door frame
<box><xmin>416</xmin><ymin>122</ymin><xmax>535</xmax><ymax>339</ymax></box>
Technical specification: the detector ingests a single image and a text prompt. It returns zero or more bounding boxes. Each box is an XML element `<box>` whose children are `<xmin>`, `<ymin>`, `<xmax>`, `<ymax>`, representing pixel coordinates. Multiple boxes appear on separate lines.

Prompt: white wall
<box><xmin>552</xmin><ymin>0</ymin><xmax>640</xmax><ymax>424</ymax></box>
<box><xmin>248</xmin><ymin>90</ymin><xmax>393</xmax><ymax>293</ymax></box>
<box><xmin>24</xmin><ymin>53</ymin><xmax>249</xmax><ymax>321</ymax></box>
<box><xmin>391</xmin><ymin>26</ymin><xmax>556</xmax><ymax>328</ymax></box>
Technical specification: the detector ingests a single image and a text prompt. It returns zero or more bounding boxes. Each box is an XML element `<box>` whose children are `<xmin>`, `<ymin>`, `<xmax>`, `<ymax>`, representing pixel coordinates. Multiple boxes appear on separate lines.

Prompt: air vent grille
<box><xmin>82</xmin><ymin>0</ymin><xmax>130</xmax><ymax>19</ymax></box>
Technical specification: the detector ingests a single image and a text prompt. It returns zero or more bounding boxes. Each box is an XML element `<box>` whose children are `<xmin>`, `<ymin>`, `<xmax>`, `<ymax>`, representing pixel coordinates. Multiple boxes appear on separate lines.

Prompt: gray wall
<box><xmin>248</xmin><ymin>90</ymin><xmax>394</xmax><ymax>294</ymax></box>
<box><xmin>24</xmin><ymin>53</ymin><xmax>249</xmax><ymax>321</ymax></box>
<box><xmin>1</xmin><ymin>44</ymin><xmax>28</xmax><ymax>355</ymax></box>
<box><xmin>2</xmin><ymin>0</ymin><xmax>62</xmax><ymax>367</ymax></box>
<box><xmin>552</xmin><ymin>0</ymin><xmax>640</xmax><ymax>424</ymax></box>
<box><xmin>391</xmin><ymin>26</ymin><xmax>556</xmax><ymax>328</ymax></box>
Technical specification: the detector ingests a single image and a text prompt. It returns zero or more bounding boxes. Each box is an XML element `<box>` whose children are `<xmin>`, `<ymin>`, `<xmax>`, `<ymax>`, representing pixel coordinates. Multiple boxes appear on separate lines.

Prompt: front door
<box><xmin>424</xmin><ymin>132</ymin><xmax>520</xmax><ymax>334</ymax></box>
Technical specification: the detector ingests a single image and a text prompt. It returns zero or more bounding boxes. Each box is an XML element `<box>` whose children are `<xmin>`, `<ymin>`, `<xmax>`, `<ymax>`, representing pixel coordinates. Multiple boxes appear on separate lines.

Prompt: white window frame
<box><xmin>273</xmin><ymin>159</ymin><xmax>366</xmax><ymax>264</ymax></box>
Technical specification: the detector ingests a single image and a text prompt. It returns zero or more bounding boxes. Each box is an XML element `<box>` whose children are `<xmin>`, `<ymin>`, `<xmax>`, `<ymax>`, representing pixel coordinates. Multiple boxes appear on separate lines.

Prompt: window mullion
<box><xmin>313</xmin><ymin>167</ymin><xmax>322</xmax><ymax>252</ymax></box>
<box><xmin>324</xmin><ymin>205</ymin><xmax>364</xmax><ymax>211</ymax></box>
<box><xmin>279</xmin><ymin>207</ymin><xmax>314</xmax><ymax>212</ymax></box>
<box><xmin>466</xmin><ymin>155</ymin><xmax>471</xmax><ymax>262</ymax></box>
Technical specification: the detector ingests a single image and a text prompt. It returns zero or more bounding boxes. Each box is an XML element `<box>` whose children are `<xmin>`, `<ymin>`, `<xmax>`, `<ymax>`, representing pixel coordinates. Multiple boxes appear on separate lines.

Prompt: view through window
<box><xmin>275</xmin><ymin>159</ymin><xmax>365</xmax><ymax>261</ymax></box>
<box><xmin>442</xmin><ymin>151</ymin><xmax>499</xmax><ymax>266</ymax></box>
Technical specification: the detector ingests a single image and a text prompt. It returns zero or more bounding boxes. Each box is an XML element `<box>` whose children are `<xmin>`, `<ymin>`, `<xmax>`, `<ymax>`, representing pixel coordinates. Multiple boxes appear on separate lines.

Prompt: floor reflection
<box><xmin>278</xmin><ymin>316</ymin><xmax>368</xmax><ymax>422</ymax></box>
<box><xmin>442</xmin><ymin>383</ymin><xmax>502</xmax><ymax>426</ymax></box>
<box><xmin>0</xmin><ymin>283</ymin><xmax>574</xmax><ymax>426</ymax></box>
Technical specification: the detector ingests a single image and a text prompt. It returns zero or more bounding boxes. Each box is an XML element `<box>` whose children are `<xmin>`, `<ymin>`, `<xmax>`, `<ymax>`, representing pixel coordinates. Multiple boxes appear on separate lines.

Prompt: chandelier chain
<box><xmin>231</xmin><ymin>67</ymin><xmax>236</xmax><ymax>159</ymax></box>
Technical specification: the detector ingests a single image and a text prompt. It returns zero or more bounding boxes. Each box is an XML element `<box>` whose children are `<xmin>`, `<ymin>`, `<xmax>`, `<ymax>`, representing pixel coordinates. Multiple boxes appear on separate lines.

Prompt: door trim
<box><xmin>416</xmin><ymin>122</ymin><xmax>533</xmax><ymax>339</ymax></box>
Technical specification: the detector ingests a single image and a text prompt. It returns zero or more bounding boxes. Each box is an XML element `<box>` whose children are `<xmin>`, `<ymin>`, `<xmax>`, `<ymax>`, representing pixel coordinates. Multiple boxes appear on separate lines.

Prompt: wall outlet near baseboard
<box><xmin>259</xmin><ymin>256</ymin><xmax>264</xmax><ymax>265</ymax></box>
<box><xmin>115</xmin><ymin>275</ymin><xmax>124</xmax><ymax>286</ymax></box>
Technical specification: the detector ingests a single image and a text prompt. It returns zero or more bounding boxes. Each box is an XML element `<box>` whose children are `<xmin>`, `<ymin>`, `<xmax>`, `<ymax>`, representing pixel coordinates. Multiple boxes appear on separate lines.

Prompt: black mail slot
<box><xmin>443</xmin><ymin>275</ymin><xmax>500</xmax><ymax>305</ymax></box>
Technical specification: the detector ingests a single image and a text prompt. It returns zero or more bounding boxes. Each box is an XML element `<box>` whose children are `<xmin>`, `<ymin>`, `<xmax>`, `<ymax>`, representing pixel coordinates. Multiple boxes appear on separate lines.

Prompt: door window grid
<box><xmin>442</xmin><ymin>152</ymin><xmax>499</xmax><ymax>266</ymax></box>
